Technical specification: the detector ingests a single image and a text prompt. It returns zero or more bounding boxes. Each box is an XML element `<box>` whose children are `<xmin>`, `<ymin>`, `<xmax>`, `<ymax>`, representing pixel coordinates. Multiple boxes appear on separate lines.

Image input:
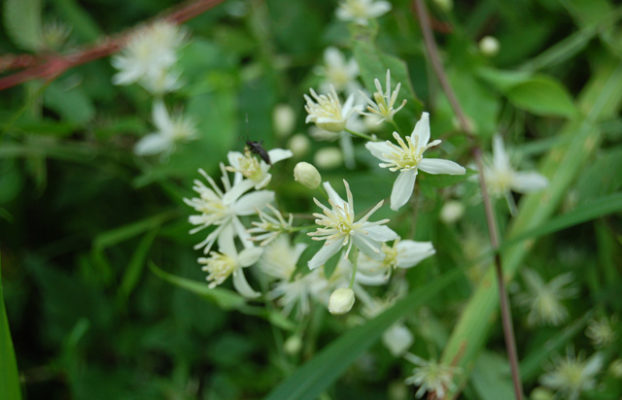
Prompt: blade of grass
<box><xmin>264</xmin><ymin>268</ymin><xmax>462</xmax><ymax>400</ymax></box>
<box><xmin>0</xmin><ymin>256</ymin><xmax>21</xmax><ymax>400</ymax></box>
<box><xmin>116</xmin><ymin>229</ymin><xmax>159</xmax><ymax>303</ymax></box>
<box><xmin>149</xmin><ymin>263</ymin><xmax>295</xmax><ymax>331</ymax></box>
<box><xmin>441</xmin><ymin>58</ymin><xmax>622</xmax><ymax>397</ymax></box>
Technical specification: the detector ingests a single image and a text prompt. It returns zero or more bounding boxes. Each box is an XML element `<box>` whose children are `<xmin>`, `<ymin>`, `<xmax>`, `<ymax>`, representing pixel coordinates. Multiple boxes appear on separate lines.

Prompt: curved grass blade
<box><xmin>265</xmin><ymin>269</ymin><xmax>461</xmax><ymax>400</ymax></box>
<box><xmin>0</xmin><ymin>257</ymin><xmax>22</xmax><ymax>400</ymax></box>
<box><xmin>149</xmin><ymin>262</ymin><xmax>295</xmax><ymax>331</ymax></box>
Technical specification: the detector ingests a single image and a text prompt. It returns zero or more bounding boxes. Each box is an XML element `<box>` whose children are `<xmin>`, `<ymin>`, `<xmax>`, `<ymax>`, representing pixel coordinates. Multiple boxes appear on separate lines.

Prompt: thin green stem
<box><xmin>344</xmin><ymin>128</ymin><xmax>375</xmax><ymax>142</ymax></box>
<box><xmin>348</xmin><ymin>248</ymin><xmax>360</xmax><ymax>288</ymax></box>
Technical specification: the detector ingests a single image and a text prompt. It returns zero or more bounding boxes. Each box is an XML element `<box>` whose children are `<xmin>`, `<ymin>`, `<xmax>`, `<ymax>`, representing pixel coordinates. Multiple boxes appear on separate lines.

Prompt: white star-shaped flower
<box><xmin>134</xmin><ymin>101</ymin><xmax>196</xmax><ymax>156</ymax></box>
<box><xmin>199</xmin><ymin>224</ymin><xmax>263</xmax><ymax>298</ymax></box>
<box><xmin>307</xmin><ymin>180</ymin><xmax>398</xmax><ymax>270</ymax></box>
<box><xmin>304</xmin><ymin>85</ymin><xmax>357</xmax><ymax>133</ymax></box>
<box><xmin>184</xmin><ymin>164</ymin><xmax>275</xmax><ymax>254</ymax></box>
<box><xmin>112</xmin><ymin>21</ymin><xmax>185</xmax><ymax>94</ymax></box>
<box><xmin>358</xmin><ymin>239</ymin><xmax>436</xmax><ymax>282</ymax></box>
<box><xmin>336</xmin><ymin>0</ymin><xmax>392</xmax><ymax>25</ymax></box>
<box><xmin>360</xmin><ymin>69</ymin><xmax>407</xmax><ymax>124</ymax></box>
<box><xmin>226</xmin><ymin>147</ymin><xmax>292</xmax><ymax>189</ymax></box>
<box><xmin>316</xmin><ymin>47</ymin><xmax>361</xmax><ymax>96</ymax></box>
<box><xmin>485</xmin><ymin>135</ymin><xmax>548</xmax><ymax>197</ymax></box>
<box><xmin>365</xmin><ymin>112</ymin><xmax>466</xmax><ymax>211</ymax></box>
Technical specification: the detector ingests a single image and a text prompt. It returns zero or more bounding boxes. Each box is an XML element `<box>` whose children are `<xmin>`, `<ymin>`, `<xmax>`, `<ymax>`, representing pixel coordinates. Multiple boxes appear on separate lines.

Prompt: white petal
<box><xmin>323</xmin><ymin>181</ymin><xmax>346</xmax><ymax>209</ymax></box>
<box><xmin>492</xmin><ymin>135</ymin><xmax>510</xmax><ymax>171</ymax></box>
<box><xmin>232</xmin><ymin>269</ymin><xmax>260</xmax><ymax>298</ymax></box>
<box><xmin>365</xmin><ymin>141</ymin><xmax>394</xmax><ymax>162</ymax></box>
<box><xmin>364</xmin><ymin>225</ymin><xmax>399</xmax><ymax>242</ymax></box>
<box><xmin>340</xmin><ymin>131</ymin><xmax>355</xmax><ymax>169</ymax></box>
<box><xmin>152</xmin><ymin>101</ymin><xmax>172</xmax><ymax>133</ymax></box>
<box><xmin>511</xmin><ymin>171</ymin><xmax>548</xmax><ymax>193</ymax></box>
<box><xmin>238</xmin><ymin>246</ymin><xmax>263</xmax><ymax>266</ymax></box>
<box><xmin>419</xmin><ymin>158</ymin><xmax>466</xmax><ymax>175</ymax></box>
<box><xmin>233</xmin><ymin>190</ymin><xmax>274</xmax><ymax>215</ymax></box>
<box><xmin>267</xmin><ymin>148</ymin><xmax>293</xmax><ymax>164</ymax></box>
<box><xmin>396</xmin><ymin>240</ymin><xmax>435</xmax><ymax>268</ymax></box>
<box><xmin>217</xmin><ymin>224</ymin><xmax>236</xmax><ymax>256</ymax></box>
<box><xmin>134</xmin><ymin>134</ymin><xmax>171</xmax><ymax>156</ymax></box>
<box><xmin>324</xmin><ymin>47</ymin><xmax>344</xmax><ymax>67</ymax></box>
<box><xmin>390</xmin><ymin>170</ymin><xmax>417</xmax><ymax>211</ymax></box>
<box><xmin>232</xmin><ymin>216</ymin><xmax>253</xmax><ymax>248</ymax></box>
<box><xmin>222</xmin><ymin>179</ymin><xmax>254</xmax><ymax>205</ymax></box>
<box><xmin>227</xmin><ymin>151</ymin><xmax>244</xmax><ymax>169</ymax></box>
<box><xmin>308</xmin><ymin>237</ymin><xmax>344</xmax><ymax>270</ymax></box>
<box><xmin>411</xmin><ymin>112</ymin><xmax>430</xmax><ymax>147</ymax></box>
<box><xmin>369</xmin><ymin>1</ymin><xmax>392</xmax><ymax>17</ymax></box>
<box><xmin>352</xmin><ymin>234</ymin><xmax>382</xmax><ymax>258</ymax></box>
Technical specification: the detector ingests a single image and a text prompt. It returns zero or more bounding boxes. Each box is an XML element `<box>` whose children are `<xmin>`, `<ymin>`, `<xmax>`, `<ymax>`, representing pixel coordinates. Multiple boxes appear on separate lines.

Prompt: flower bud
<box><xmin>479</xmin><ymin>36</ymin><xmax>499</xmax><ymax>56</ymax></box>
<box><xmin>284</xmin><ymin>334</ymin><xmax>302</xmax><ymax>355</ymax></box>
<box><xmin>273</xmin><ymin>104</ymin><xmax>296</xmax><ymax>137</ymax></box>
<box><xmin>433</xmin><ymin>0</ymin><xmax>453</xmax><ymax>12</ymax></box>
<box><xmin>293</xmin><ymin>162</ymin><xmax>321</xmax><ymax>189</ymax></box>
<box><xmin>440</xmin><ymin>200</ymin><xmax>464</xmax><ymax>224</ymax></box>
<box><xmin>530</xmin><ymin>388</ymin><xmax>554</xmax><ymax>400</ymax></box>
<box><xmin>382</xmin><ymin>323</ymin><xmax>414</xmax><ymax>356</ymax></box>
<box><xmin>328</xmin><ymin>287</ymin><xmax>355</xmax><ymax>315</ymax></box>
<box><xmin>288</xmin><ymin>134</ymin><xmax>310</xmax><ymax>157</ymax></box>
<box><xmin>314</xmin><ymin>147</ymin><xmax>342</xmax><ymax>169</ymax></box>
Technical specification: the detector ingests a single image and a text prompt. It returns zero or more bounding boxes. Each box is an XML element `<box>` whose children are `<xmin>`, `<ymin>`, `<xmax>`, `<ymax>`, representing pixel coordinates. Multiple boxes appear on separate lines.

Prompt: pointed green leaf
<box><xmin>0</xmin><ymin>258</ymin><xmax>22</xmax><ymax>400</ymax></box>
<box><xmin>3</xmin><ymin>0</ymin><xmax>42</xmax><ymax>51</ymax></box>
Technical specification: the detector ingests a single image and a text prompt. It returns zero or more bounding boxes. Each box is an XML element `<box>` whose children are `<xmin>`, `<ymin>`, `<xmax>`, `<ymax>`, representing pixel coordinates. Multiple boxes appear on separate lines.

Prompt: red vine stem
<box><xmin>0</xmin><ymin>0</ymin><xmax>225</xmax><ymax>91</ymax></box>
<box><xmin>412</xmin><ymin>0</ymin><xmax>524</xmax><ymax>399</ymax></box>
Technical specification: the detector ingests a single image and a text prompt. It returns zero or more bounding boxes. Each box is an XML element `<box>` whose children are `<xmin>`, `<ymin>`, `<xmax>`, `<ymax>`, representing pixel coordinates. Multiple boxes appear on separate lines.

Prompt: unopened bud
<box><xmin>530</xmin><ymin>388</ymin><xmax>554</xmax><ymax>400</ymax></box>
<box><xmin>294</xmin><ymin>162</ymin><xmax>321</xmax><ymax>189</ymax></box>
<box><xmin>479</xmin><ymin>36</ymin><xmax>499</xmax><ymax>56</ymax></box>
<box><xmin>284</xmin><ymin>335</ymin><xmax>302</xmax><ymax>355</ymax></box>
<box><xmin>382</xmin><ymin>323</ymin><xmax>414</xmax><ymax>356</ymax></box>
<box><xmin>328</xmin><ymin>287</ymin><xmax>355</xmax><ymax>315</ymax></box>
<box><xmin>314</xmin><ymin>147</ymin><xmax>342</xmax><ymax>169</ymax></box>
<box><xmin>288</xmin><ymin>134</ymin><xmax>310</xmax><ymax>157</ymax></box>
<box><xmin>273</xmin><ymin>104</ymin><xmax>296</xmax><ymax>137</ymax></box>
<box><xmin>440</xmin><ymin>200</ymin><xmax>464</xmax><ymax>224</ymax></box>
<box><xmin>433</xmin><ymin>0</ymin><xmax>453</xmax><ymax>12</ymax></box>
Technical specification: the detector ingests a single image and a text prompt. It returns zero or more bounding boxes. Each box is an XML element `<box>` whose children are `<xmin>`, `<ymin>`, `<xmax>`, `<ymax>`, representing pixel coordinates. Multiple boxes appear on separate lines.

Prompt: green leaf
<box><xmin>265</xmin><ymin>269</ymin><xmax>461</xmax><ymax>400</ymax></box>
<box><xmin>117</xmin><ymin>229</ymin><xmax>158</xmax><ymax>303</ymax></box>
<box><xmin>505</xmin><ymin>76</ymin><xmax>576</xmax><ymax>117</ymax></box>
<box><xmin>471</xmin><ymin>352</ymin><xmax>515</xmax><ymax>400</ymax></box>
<box><xmin>43</xmin><ymin>80</ymin><xmax>95</xmax><ymax>125</ymax></box>
<box><xmin>149</xmin><ymin>263</ymin><xmax>295</xmax><ymax>331</ymax></box>
<box><xmin>502</xmin><ymin>192</ymin><xmax>622</xmax><ymax>248</ymax></box>
<box><xmin>3</xmin><ymin>0</ymin><xmax>42</xmax><ymax>51</ymax></box>
<box><xmin>0</xmin><ymin>257</ymin><xmax>22</xmax><ymax>400</ymax></box>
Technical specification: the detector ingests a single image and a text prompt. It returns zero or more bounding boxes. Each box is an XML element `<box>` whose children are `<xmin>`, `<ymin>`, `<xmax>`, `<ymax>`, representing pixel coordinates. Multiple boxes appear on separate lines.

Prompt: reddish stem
<box><xmin>0</xmin><ymin>0</ymin><xmax>225</xmax><ymax>91</ymax></box>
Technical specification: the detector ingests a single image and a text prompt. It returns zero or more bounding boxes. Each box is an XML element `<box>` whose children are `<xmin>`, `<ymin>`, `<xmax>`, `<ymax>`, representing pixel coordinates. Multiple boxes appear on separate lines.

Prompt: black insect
<box><xmin>246</xmin><ymin>140</ymin><xmax>271</xmax><ymax>165</ymax></box>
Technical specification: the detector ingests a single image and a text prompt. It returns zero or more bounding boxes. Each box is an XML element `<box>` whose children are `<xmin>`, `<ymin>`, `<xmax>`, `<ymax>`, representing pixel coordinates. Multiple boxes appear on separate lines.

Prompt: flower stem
<box><xmin>348</xmin><ymin>247</ymin><xmax>359</xmax><ymax>288</ymax></box>
<box><xmin>413</xmin><ymin>0</ymin><xmax>524</xmax><ymax>399</ymax></box>
<box><xmin>344</xmin><ymin>128</ymin><xmax>375</xmax><ymax>142</ymax></box>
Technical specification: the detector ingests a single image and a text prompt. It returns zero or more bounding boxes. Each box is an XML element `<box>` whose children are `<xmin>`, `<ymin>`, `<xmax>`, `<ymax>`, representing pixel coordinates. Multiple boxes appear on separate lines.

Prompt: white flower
<box><xmin>404</xmin><ymin>353</ymin><xmax>459</xmax><ymax>399</ymax></box>
<box><xmin>112</xmin><ymin>21</ymin><xmax>185</xmax><ymax>94</ymax></box>
<box><xmin>307</xmin><ymin>180</ymin><xmax>398</xmax><ymax>270</ymax></box>
<box><xmin>184</xmin><ymin>164</ymin><xmax>275</xmax><ymax>254</ymax></box>
<box><xmin>485</xmin><ymin>135</ymin><xmax>548</xmax><ymax>198</ymax></box>
<box><xmin>540</xmin><ymin>351</ymin><xmax>603</xmax><ymax>400</ymax></box>
<box><xmin>360</xmin><ymin>69</ymin><xmax>407</xmax><ymax>123</ymax></box>
<box><xmin>479</xmin><ymin>36</ymin><xmax>500</xmax><ymax>56</ymax></box>
<box><xmin>358</xmin><ymin>239</ymin><xmax>436</xmax><ymax>282</ymax></box>
<box><xmin>516</xmin><ymin>269</ymin><xmax>576</xmax><ymax>326</ymax></box>
<box><xmin>304</xmin><ymin>85</ymin><xmax>357</xmax><ymax>133</ymax></box>
<box><xmin>366</xmin><ymin>112</ymin><xmax>466</xmax><ymax>210</ymax></box>
<box><xmin>336</xmin><ymin>0</ymin><xmax>392</xmax><ymax>25</ymax></box>
<box><xmin>198</xmin><ymin>225</ymin><xmax>262</xmax><ymax>298</ymax></box>
<box><xmin>134</xmin><ymin>101</ymin><xmax>196</xmax><ymax>156</ymax></box>
<box><xmin>586</xmin><ymin>316</ymin><xmax>616</xmax><ymax>348</ymax></box>
<box><xmin>317</xmin><ymin>47</ymin><xmax>361</xmax><ymax>96</ymax></box>
<box><xmin>440</xmin><ymin>200</ymin><xmax>464</xmax><ymax>223</ymax></box>
<box><xmin>226</xmin><ymin>146</ymin><xmax>292</xmax><ymax>189</ymax></box>
<box><xmin>258</xmin><ymin>235</ymin><xmax>326</xmax><ymax>318</ymax></box>
<box><xmin>247</xmin><ymin>204</ymin><xmax>293</xmax><ymax>246</ymax></box>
